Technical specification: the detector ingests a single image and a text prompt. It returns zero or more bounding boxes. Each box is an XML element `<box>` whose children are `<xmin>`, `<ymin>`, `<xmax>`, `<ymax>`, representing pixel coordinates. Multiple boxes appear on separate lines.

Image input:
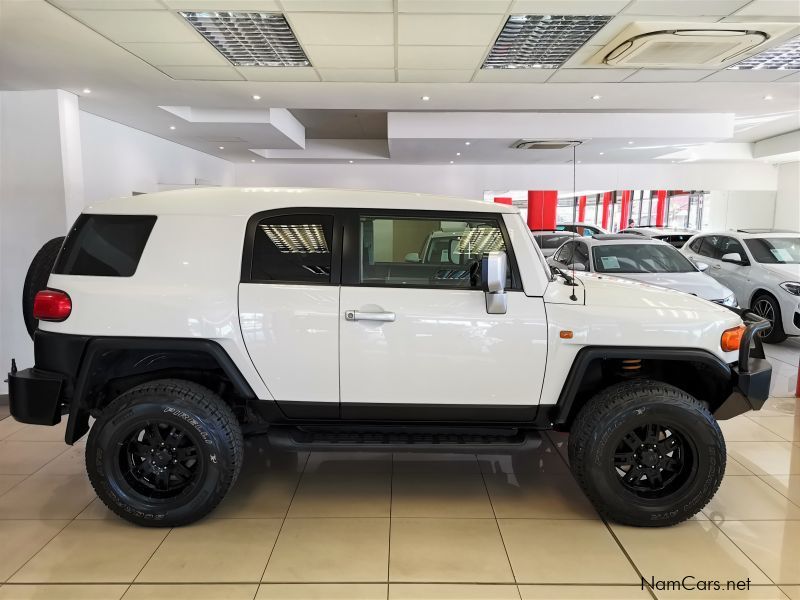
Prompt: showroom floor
<box><xmin>0</xmin><ymin>342</ymin><xmax>798</xmax><ymax>600</ymax></box>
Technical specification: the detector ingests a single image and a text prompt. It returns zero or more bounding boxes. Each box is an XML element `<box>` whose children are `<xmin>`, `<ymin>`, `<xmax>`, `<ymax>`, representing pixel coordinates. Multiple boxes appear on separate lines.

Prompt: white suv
<box><xmin>9</xmin><ymin>188</ymin><xmax>771</xmax><ymax>528</ymax></box>
<box><xmin>682</xmin><ymin>229</ymin><xmax>800</xmax><ymax>343</ymax></box>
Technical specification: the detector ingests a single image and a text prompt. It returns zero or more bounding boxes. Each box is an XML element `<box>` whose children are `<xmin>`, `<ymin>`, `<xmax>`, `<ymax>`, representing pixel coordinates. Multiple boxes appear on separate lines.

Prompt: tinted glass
<box><xmin>689</xmin><ymin>238</ymin><xmax>703</xmax><ymax>253</ymax></box>
<box><xmin>554</xmin><ymin>242</ymin><xmax>574</xmax><ymax>265</ymax></box>
<box><xmin>655</xmin><ymin>234</ymin><xmax>692</xmax><ymax>248</ymax></box>
<box><xmin>534</xmin><ymin>233</ymin><xmax>575</xmax><ymax>249</ymax></box>
<box><xmin>744</xmin><ymin>237</ymin><xmax>800</xmax><ymax>264</ymax></box>
<box><xmin>360</xmin><ymin>216</ymin><xmax>508</xmax><ymax>288</ymax></box>
<box><xmin>251</xmin><ymin>214</ymin><xmax>334</xmax><ymax>283</ymax></box>
<box><xmin>54</xmin><ymin>214</ymin><xmax>156</xmax><ymax>277</ymax></box>
<box><xmin>719</xmin><ymin>237</ymin><xmax>748</xmax><ymax>261</ymax></box>
<box><xmin>574</xmin><ymin>242</ymin><xmax>590</xmax><ymax>267</ymax></box>
<box><xmin>592</xmin><ymin>244</ymin><xmax>696</xmax><ymax>274</ymax></box>
<box><xmin>697</xmin><ymin>236</ymin><xmax>720</xmax><ymax>258</ymax></box>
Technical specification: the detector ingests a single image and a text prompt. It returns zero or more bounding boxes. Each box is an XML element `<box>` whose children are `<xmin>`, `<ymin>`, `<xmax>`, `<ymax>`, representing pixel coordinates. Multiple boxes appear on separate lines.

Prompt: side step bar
<box><xmin>266</xmin><ymin>426</ymin><xmax>543</xmax><ymax>453</ymax></box>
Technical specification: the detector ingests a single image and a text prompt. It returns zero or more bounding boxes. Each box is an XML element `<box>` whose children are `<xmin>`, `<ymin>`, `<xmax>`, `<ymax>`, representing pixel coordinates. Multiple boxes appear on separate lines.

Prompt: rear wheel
<box><xmin>568</xmin><ymin>380</ymin><xmax>725</xmax><ymax>527</ymax></box>
<box><xmin>22</xmin><ymin>236</ymin><xmax>65</xmax><ymax>339</ymax></box>
<box><xmin>86</xmin><ymin>379</ymin><xmax>243</xmax><ymax>527</ymax></box>
<box><xmin>751</xmin><ymin>293</ymin><xmax>786</xmax><ymax>344</ymax></box>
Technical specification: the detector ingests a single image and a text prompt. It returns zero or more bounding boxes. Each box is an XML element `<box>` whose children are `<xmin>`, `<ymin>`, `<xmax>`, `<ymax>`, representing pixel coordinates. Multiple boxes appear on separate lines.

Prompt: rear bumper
<box><xmin>8</xmin><ymin>368</ymin><xmax>65</xmax><ymax>426</ymax></box>
<box><xmin>714</xmin><ymin>310</ymin><xmax>773</xmax><ymax>420</ymax></box>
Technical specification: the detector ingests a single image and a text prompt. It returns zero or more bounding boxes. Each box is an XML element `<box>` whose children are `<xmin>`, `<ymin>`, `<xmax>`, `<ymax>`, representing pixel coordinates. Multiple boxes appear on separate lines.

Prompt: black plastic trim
<box><xmin>8</xmin><ymin>368</ymin><xmax>64</xmax><ymax>426</ymax></box>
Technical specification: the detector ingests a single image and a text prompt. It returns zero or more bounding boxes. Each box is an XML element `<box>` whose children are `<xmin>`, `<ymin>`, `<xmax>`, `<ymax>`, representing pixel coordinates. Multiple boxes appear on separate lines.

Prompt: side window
<box><xmin>250</xmin><ymin>214</ymin><xmax>334</xmax><ymax>283</ymax></box>
<box><xmin>359</xmin><ymin>215</ymin><xmax>508</xmax><ymax>288</ymax></box>
<box><xmin>697</xmin><ymin>236</ymin><xmax>718</xmax><ymax>258</ymax></box>
<box><xmin>554</xmin><ymin>242</ymin><xmax>575</xmax><ymax>265</ymax></box>
<box><xmin>688</xmin><ymin>237</ymin><xmax>703</xmax><ymax>253</ymax></box>
<box><xmin>720</xmin><ymin>236</ymin><xmax>747</xmax><ymax>259</ymax></box>
<box><xmin>573</xmin><ymin>242</ymin><xmax>590</xmax><ymax>268</ymax></box>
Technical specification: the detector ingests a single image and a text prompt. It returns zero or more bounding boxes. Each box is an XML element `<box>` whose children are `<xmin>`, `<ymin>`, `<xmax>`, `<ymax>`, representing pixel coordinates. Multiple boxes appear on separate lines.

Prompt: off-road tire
<box><xmin>86</xmin><ymin>379</ymin><xmax>243</xmax><ymax>527</ymax></box>
<box><xmin>751</xmin><ymin>292</ymin><xmax>787</xmax><ymax>344</ymax></box>
<box><xmin>568</xmin><ymin>379</ymin><xmax>725</xmax><ymax>527</ymax></box>
<box><xmin>22</xmin><ymin>236</ymin><xmax>65</xmax><ymax>339</ymax></box>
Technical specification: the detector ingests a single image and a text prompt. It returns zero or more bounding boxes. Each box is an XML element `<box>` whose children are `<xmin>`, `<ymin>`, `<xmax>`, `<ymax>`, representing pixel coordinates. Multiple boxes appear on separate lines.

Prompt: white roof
<box><xmin>721</xmin><ymin>230</ymin><xmax>800</xmax><ymax>239</ymax></box>
<box><xmin>582</xmin><ymin>236</ymin><xmax>673</xmax><ymax>247</ymax></box>
<box><xmin>85</xmin><ymin>187</ymin><xmax>518</xmax><ymax>217</ymax></box>
<box><xmin>624</xmin><ymin>227</ymin><xmax>697</xmax><ymax>235</ymax></box>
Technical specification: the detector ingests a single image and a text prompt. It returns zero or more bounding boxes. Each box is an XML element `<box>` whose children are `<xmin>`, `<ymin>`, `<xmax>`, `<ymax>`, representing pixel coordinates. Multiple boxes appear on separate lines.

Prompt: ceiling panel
<box><xmin>548</xmin><ymin>68</ymin><xmax>636</xmax><ymax>82</ymax></box>
<box><xmin>70</xmin><ymin>10</ymin><xmax>200</xmax><ymax>43</ymax></box>
<box><xmin>236</xmin><ymin>66</ymin><xmax>320</xmax><ymax>80</ymax></box>
<box><xmin>290</xmin><ymin>109</ymin><xmax>387</xmax><ymax>139</ymax></box>
<box><xmin>588</xmin><ymin>15</ymin><xmax>721</xmax><ymax>46</ymax></box>
<box><xmin>50</xmin><ymin>0</ymin><xmax>164</xmax><ymax>8</ymax></box>
<box><xmin>398</xmin><ymin>14</ymin><xmax>505</xmax><ymax>46</ymax></box>
<box><xmin>159</xmin><ymin>65</ymin><xmax>245</xmax><ymax>80</ymax></box>
<box><xmin>162</xmin><ymin>1</ymin><xmax>281</xmax><ymax>9</ymax></box>
<box><xmin>305</xmin><ymin>45</ymin><xmax>395</xmax><ymax>69</ymax></box>
<box><xmin>472</xmin><ymin>68</ymin><xmax>553</xmax><ymax>82</ymax></box>
<box><xmin>398</xmin><ymin>69</ymin><xmax>475</xmax><ymax>82</ymax></box>
<box><xmin>288</xmin><ymin>13</ymin><xmax>394</xmax><ymax>45</ymax></box>
<box><xmin>398</xmin><ymin>46</ymin><xmax>487</xmax><ymax>69</ymax></box>
<box><xmin>621</xmin><ymin>0</ymin><xmax>750</xmax><ymax>17</ymax></box>
<box><xmin>778</xmin><ymin>70</ymin><xmax>800</xmax><ymax>81</ymax></box>
<box><xmin>624</xmin><ymin>69</ymin><xmax>719</xmax><ymax>82</ymax></box>
<box><xmin>510</xmin><ymin>0</ymin><xmax>629</xmax><ymax>14</ymax></box>
<box><xmin>123</xmin><ymin>42</ymin><xmax>230</xmax><ymax>66</ymax></box>
<box><xmin>398</xmin><ymin>0</ymin><xmax>511</xmax><ymax>13</ymax></box>
<box><xmin>704</xmin><ymin>69</ymin><xmax>797</xmax><ymax>81</ymax></box>
<box><xmin>318</xmin><ymin>68</ymin><xmax>396</xmax><ymax>81</ymax></box>
<box><xmin>280</xmin><ymin>0</ymin><xmax>393</xmax><ymax>10</ymax></box>
<box><xmin>732</xmin><ymin>0</ymin><xmax>800</xmax><ymax>17</ymax></box>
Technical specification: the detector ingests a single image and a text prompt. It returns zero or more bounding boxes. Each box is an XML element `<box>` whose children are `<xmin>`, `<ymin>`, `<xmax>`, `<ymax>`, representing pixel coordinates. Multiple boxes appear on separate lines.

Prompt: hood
<box><xmin>611</xmin><ymin>271</ymin><xmax>733</xmax><ymax>301</ymax></box>
<box><xmin>760</xmin><ymin>263</ymin><xmax>800</xmax><ymax>280</ymax></box>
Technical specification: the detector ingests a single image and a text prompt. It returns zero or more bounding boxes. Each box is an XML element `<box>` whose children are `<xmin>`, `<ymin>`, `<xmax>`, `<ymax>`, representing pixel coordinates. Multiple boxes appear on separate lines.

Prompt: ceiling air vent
<box><xmin>180</xmin><ymin>12</ymin><xmax>310</xmax><ymax>67</ymax></box>
<box><xmin>728</xmin><ymin>35</ymin><xmax>800</xmax><ymax>70</ymax></box>
<box><xmin>512</xmin><ymin>140</ymin><xmax>582</xmax><ymax>150</ymax></box>
<box><xmin>483</xmin><ymin>15</ymin><xmax>612</xmax><ymax>69</ymax></box>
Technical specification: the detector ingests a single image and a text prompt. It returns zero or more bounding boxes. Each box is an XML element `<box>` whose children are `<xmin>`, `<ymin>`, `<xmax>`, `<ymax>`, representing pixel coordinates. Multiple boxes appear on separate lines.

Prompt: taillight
<box><xmin>721</xmin><ymin>324</ymin><xmax>745</xmax><ymax>352</ymax></box>
<box><xmin>33</xmin><ymin>289</ymin><xmax>72</xmax><ymax>322</ymax></box>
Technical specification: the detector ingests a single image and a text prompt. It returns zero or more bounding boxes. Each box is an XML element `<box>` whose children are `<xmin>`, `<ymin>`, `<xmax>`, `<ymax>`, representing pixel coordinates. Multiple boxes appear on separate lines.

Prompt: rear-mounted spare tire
<box><xmin>22</xmin><ymin>236</ymin><xmax>65</xmax><ymax>339</ymax></box>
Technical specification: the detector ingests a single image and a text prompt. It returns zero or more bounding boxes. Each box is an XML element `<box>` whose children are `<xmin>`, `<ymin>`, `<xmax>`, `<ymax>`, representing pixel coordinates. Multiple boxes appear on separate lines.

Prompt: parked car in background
<box><xmin>555</xmin><ymin>222</ymin><xmax>608</xmax><ymax>237</ymax></box>
<box><xmin>619</xmin><ymin>226</ymin><xmax>698</xmax><ymax>248</ymax></box>
<box><xmin>548</xmin><ymin>235</ymin><xmax>737</xmax><ymax>306</ymax></box>
<box><xmin>682</xmin><ymin>229</ymin><xmax>800</xmax><ymax>343</ymax></box>
<box><xmin>531</xmin><ymin>230</ymin><xmax>579</xmax><ymax>257</ymax></box>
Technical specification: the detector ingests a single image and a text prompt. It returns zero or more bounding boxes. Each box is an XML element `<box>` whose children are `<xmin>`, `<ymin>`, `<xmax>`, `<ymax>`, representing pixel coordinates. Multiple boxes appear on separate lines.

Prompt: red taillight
<box><xmin>33</xmin><ymin>289</ymin><xmax>72</xmax><ymax>322</ymax></box>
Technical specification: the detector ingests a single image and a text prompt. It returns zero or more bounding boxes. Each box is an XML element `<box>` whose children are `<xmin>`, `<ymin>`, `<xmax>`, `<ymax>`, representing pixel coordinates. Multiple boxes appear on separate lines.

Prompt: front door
<box><xmin>338</xmin><ymin>212</ymin><xmax>548</xmax><ymax>421</ymax></box>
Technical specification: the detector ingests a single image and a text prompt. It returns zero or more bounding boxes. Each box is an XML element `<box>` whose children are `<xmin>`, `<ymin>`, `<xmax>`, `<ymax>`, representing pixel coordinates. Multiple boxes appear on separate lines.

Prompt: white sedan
<box><xmin>548</xmin><ymin>234</ymin><xmax>737</xmax><ymax>306</ymax></box>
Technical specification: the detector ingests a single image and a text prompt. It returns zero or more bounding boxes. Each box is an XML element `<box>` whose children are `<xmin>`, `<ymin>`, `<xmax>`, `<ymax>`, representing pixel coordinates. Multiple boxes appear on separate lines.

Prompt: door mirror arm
<box><xmin>481</xmin><ymin>251</ymin><xmax>508</xmax><ymax>315</ymax></box>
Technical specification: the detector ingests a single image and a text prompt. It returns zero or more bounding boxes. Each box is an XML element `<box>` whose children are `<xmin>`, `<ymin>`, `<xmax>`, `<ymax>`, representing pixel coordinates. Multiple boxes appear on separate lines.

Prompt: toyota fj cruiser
<box><xmin>8</xmin><ymin>188</ymin><xmax>771</xmax><ymax>527</ymax></box>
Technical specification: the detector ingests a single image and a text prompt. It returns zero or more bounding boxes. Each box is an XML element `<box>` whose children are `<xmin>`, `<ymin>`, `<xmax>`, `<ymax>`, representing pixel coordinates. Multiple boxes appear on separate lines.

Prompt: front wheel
<box><xmin>86</xmin><ymin>379</ymin><xmax>243</xmax><ymax>527</ymax></box>
<box><xmin>751</xmin><ymin>293</ymin><xmax>787</xmax><ymax>344</ymax></box>
<box><xmin>568</xmin><ymin>380</ymin><xmax>725</xmax><ymax>527</ymax></box>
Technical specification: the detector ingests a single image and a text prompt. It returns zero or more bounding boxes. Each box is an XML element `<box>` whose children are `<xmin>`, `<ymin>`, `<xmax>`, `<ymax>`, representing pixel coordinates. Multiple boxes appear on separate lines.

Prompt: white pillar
<box><xmin>0</xmin><ymin>89</ymin><xmax>84</xmax><ymax>393</ymax></box>
<box><xmin>774</xmin><ymin>162</ymin><xmax>800</xmax><ymax>231</ymax></box>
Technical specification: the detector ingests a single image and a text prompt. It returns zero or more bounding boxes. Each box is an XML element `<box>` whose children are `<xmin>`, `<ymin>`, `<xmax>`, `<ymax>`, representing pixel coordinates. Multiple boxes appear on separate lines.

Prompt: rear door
<box><xmin>239</xmin><ymin>210</ymin><xmax>341</xmax><ymax>417</ymax></box>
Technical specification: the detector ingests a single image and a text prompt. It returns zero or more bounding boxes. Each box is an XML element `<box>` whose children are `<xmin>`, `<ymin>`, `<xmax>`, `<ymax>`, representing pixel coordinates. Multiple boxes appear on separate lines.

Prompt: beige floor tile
<box><xmin>0</xmin><ymin>520</ymin><xmax>69</xmax><ymax>582</ymax></box>
<box><xmin>391</xmin><ymin>469</ymin><xmax>494</xmax><ymax>518</ymax></box>
<box><xmin>264</xmin><ymin>518</ymin><xmax>389</xmax><ymax>582</ymax></box>
<box><xmin>390</xmin><ymin>583</ymin><xmax>520</xmax><ymax>599</ymax></box>
<box><xmin>727</xmin><ymin>442</ymin><xmax>800</xmax><ymax>475</ymax></box>
<box><xmin>703</xmin><ymin>476</ymin><xmax>800</xmax><ymax>522</ymax></box>
<box><xmin>392</xmin><ymin>453</ymin><xmax>480</xmax><ymax>475</ymax></box>
<box><xmin>720</xmin><ymin>417</ymin><xmax>784</xmax><ymax>442</ymax></box>
<box><xmin>6</xmin><ymin>421</ymin><xmax>68</xmax><ymax>443</ymax></box>
<box><xmin>10</xmin><ymin>519</ymin><xmax>169</xmax><ymax>583</ymax></box>
<box><xmin>76</xmin><ymin>498</ymin><xmax>118</xmax><ymax>520</ymax></box>
<box><xmin>612</xmin><ymin>520</ymin><xmax>771</xmax><ymax>585</ymax></box>
<box><xmin>483</xmin><ymin>471</ymin><xmax>597</xmax><ymax>519</ymax></box>
<box><xmin>137</xmin><ymin>518</ymin><xmax>281</xmax><ymax>583</ymax></box>
<box><xmin>499</xmin><ymin>519</ymin><xmax>636</xmax><ymax>584</ymax></box>
<box><xmin>0</xmin><ymin>584</ymin><xmax>127</xmax><ymax>599</ymax></box>
<box><xmin>727</xmin><ymin>456</ymin><xmax>756</xmax><ymax>476</ymax></box>
<box><xmin>303</xmin><ymin>452</ymin><xmax>390</xmax><ymax>473</ymax></box>
<box><xmin>0</xmin><ymin>474</ymin><xmax>96</xmax><ymax>520</ymax></box>
<box><xmin>287</xmin><ymin>460</ymin><xmax>390</xmax><ymax>518</ymax></box>
<box><xmin>478</xmin><ymin>440</ymin><xmax>569</xmax><ymax>477</ymax></box>
<box><xmin>750</xmin><ymin>416</ymin><xmax>800</xmax><ymax>442</ymax></box>
<box><xmin>34</xmin><ymin>446</ymin><xmax>86</xmax><ymax>477</ymax></box>
<box><xmin>390</xmin><ymin>518</ymin><xmax>513</xmax><ymax>583</ymax></box>
<box><xmin>782</xmin><ymin>587</ymin><xmax>800</xmax><ymax>600</ymax></box>
<box><xmin>769</xmin><ymin>363</ymin><xmax>798</xmax><ymax>399</ymax></box>
<box><xmin>0</xmin><ymin>442</ymin><xmax>67</xmax><ymax>475</ymax></box>
<box><xmin>652</xmin><ymin>585</ymin><xmax>790</xmax><ymax>599</ymax></box>
<box><xmin>759</xmin><ymin>474</ymin><xmax>800</xmax><ymax>505</ymax></box>
<box><xmin>123</xmin><ymin>584</ymin><xmax>259</xmax><ymax>599</ymax></box>
<box><xmin>756</xmin><ymin>398</ymin><xmax>797</xmax><ymax>418</ymax></box>
<box><xmin>0</xmin><ymin>475</ymin><xmax>26</xmax><ymax>496</ymax></box>
<box><xmin>719</xmin><ymin>521</ymin><xmax>800</xmax><ymax>585</ymax></box>
<box><xmin>519</xmin><ymin>585</ymin><xmax>650</xmax><ymax>599</ymax></box>
<box><xmin>214</xmin><ymin>469</ymin><xmax>301</xmax><ymax>519</ymax></box>
<box><xmin>0</xmin><ymin>419</ymin><xmax>26</xmax><ymax>441</ymax></box>
<box><xmin>258</xmin><ymin>583</ymin><xmax>387</xmax><ymax>599</ymax></box>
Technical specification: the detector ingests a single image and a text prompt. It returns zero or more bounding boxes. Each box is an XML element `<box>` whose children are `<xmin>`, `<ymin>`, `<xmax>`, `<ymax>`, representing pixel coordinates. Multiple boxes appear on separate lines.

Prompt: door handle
<box><xmin>345</xmin><ymin>310</ymin><xmax>395</xmax><ymax>322</ymax></box>
<box><xmin>712</xmin><ymin>264</ymin><xmax>721</xmax><ymax>269</ymax></box>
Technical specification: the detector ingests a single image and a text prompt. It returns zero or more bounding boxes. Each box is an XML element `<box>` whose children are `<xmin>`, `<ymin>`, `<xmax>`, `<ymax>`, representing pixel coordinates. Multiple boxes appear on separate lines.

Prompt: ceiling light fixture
<box><xmin>599</xmin><ymin>152</ymin><xmax>605</xmax><ymax>155</ymax></box>
<box><xmin>450</xmin><ymin>160</ymin><xmax>454</xmax><ymax>164</ymax></box>
<box><xmin>483</xmin><ymin>14</ymin><xmax>612</xmax><ymax>69</ymax></box>
<box><xmin>169</xmin><ymin>125</ymin><xmax>176</xmax><ymax>130</ymax></box>
<box><xmin>349</xmin><ymin>160</ymin><xmax>354</xmax><ymax>163</ymax></box>
<box><xmin>728</xmin><ymin>36</ymin><xmax>800</xmax><ymax>70</ymax></box>
<box><xmin>627</xmin><ymin>140</ymin><xmax>634</xmax><ymax>144</ymax></box>
<box><xmin>180</xmin><ymin>11</ymin><xmax>310</xmax><ymax>67</ymax></box>
<box><xmin>421</xmin><ymin>95</ymin><xmax>431</xmax><ymax>101</ymax></box>
<box><xmin>219</xmin><ymin>146</ymin><xmax>225</xmax><ymax>150</ymax></box>
<box><xmin>252</xmin><ymin>94</ymin><xmax>261</xmax><ymax>100</ymax></box>
<box><xmin>592</xmin><ymin>94</ymin><xmax>601</xmax><ymax>100</ymax></box>
<box><xmin>456</xmin><ymin>152</ymin><xmax>461</xmax><ymax>156</ymax></box>
<box><xmin>82</xmin><ymin>88</ymin><xmax>91</xmax><ymax>94</ymax></box>
<box><xmin>465</xmin><ymin>141</ymin><xmax>471</xmax><ymax>145</ymax></box>
<box><xmin>251</xmin><ymin>159</ymin><xmax>256</xmax><ymax>162</ymax></box>
<box><xmin>763</xmin><ymin>94</ymin><xmax>774</xmax><ymax>100</ymax></box>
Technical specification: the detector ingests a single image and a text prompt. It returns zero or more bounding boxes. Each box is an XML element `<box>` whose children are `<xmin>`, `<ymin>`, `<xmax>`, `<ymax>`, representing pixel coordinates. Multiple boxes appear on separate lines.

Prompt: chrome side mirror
<box><xmin>481</xmin><ymin>251</ymin><xmax>508</xmax><ymax>314</ymax></box>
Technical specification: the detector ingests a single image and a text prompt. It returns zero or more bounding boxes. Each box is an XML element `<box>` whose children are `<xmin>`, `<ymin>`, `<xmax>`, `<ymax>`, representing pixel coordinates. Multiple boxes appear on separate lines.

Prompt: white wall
<box><xmin>706</xmin><ymin>191</ymin><xmax>778</xmax><ymax>232</ymax></box>
<box><xmin>774</xmin><ymin>161</ymin><xmax>800</xmax><ymax>231</ymax></box>
<box><xmin>80</xmin><ymin>112</ymin><xmax>234</xmax><ymax>213</ymax></box>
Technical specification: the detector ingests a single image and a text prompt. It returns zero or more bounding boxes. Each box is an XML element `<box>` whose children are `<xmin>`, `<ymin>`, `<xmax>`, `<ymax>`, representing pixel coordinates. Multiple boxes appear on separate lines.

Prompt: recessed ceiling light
<box><xmin>483</xmin><ymin>15</ymin><xmax>612</xmax><ymax>69</ymax></box>
<box><xmin>218</xmin><ymin>146</ymin><xmax>225</xmax><ymax>150</ymax></box>
<box><xmin>465</xmin><ymin>141</ymin><xmax>471</xmax><ymax>145</ymax></box>
<box><xmin>599</xmin><ymin>152</ymin><xmax>605</xmax><ymax>155</ymax></box>
<box><xmin>763</xmin><ymin>94</ymin><xmax>773</xmax><ymax>100</ymax></box>
<box><xmin>450</xmin><ymin>160</ymin><xmax>454</xmax><ymax>164</ymax></box>
<box><xmin>421</xmin><ymin>95</ymin><xmax>431</xmax><ymax>101</ymax></box>
<box><xmin>577</xmin><ymin>160</ymin><xmax>582</xmax><ymax>163</ymax></box>
<box><xmin>456</xmin><ymin>152</ymin><xmax>461</xmax><ymax>156</ymax></box>
<box><xmin>169</xmin><ymin>125</ymin><xmax>176</xmax><ymax>130</ymax></box>
<box><xmin>82</xmin><ymin>88</ymin><xmax>91</xmax><ymax>94</ymax></box>
<box><xmin>627</xmin><ymin>140</ymin><xmax>634</xmax><ymax>144</ymax></box>
<box><xmin>180</xmin><ymin>11</ymin><xmax>310</xmax><ymax>67</ymax></box>
<box><xmin>252</xmin><ymin>94</ymin><xmax>261</xmax><ymax>100</ymax></box>
<box><xmin>728</xmin><ymin>36</ymin><xmax>800</xmax><ymax>70</ymax></box>
<box><xmin>592</xmin><ymin>94</ymin><xmax>601</xmax><ymax>100</ymax></box>
<box><xmin>348</xmin><ymin>160</ymin><xmax>354</xmax><ymax>163</ymax></box>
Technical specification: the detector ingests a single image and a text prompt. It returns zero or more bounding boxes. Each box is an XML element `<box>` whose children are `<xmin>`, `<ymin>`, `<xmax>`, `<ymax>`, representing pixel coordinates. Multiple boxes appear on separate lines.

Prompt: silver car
<box><xmin>619</xmin><ymin>226</ymin><xmax>698</xmax><ymax>248</ymax></box>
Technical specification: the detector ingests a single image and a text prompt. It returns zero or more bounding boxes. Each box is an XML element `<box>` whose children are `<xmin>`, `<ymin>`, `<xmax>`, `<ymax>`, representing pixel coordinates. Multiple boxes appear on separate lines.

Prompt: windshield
<box><xmin>592</xmin><ymin>244</ymin><xmax>697</xmax><ymax>274</ymax></box>
<box><xmin>534</xmin><ymin>234</ymin><xmax>574</xmax><ymax>249</ymax></box>
<box><xmin>744</xmin><ymin>237</ymin><xmax>800</xmax><ymax>264</ymax></box>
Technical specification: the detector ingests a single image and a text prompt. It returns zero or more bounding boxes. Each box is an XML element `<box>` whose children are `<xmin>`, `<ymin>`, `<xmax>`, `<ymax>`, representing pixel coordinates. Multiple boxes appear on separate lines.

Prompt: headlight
<box><xmin>721</xmin><ymin>294</ymin><xmax>737</xmax><ymax>307</ymax></box>
<box><xmin>780</xmin><ymin>282</ymin><xmax>800</xmax><ymax>296</ymax></box>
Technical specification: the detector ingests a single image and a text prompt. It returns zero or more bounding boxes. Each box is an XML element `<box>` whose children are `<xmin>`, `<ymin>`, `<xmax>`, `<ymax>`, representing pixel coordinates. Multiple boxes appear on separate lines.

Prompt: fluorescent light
<box><xmin>482</xmin><ymin>15</ymin><xmax>612</xmax><ymax>69</ymax></box>
<box><xmin>458</xmin><ymin>227</ymin><xmax>505</xmax><ymax>255</ymax></box>
<box><xmin>180</xmin><ymin>11</ymin><xmax>310</xmax><ymax>67</ymax></box>
<box><xmin>252</xmin><ymin>94</ymin><xmax>261</xmax><ymax>100</ymax></box>
<box><xmin>728</xmin><ymin>36</ymin><xmax>800</xmax><ymax>70</ymax></box>
<box><xmin>592</xmin><ymin>94</ymin><xmax>601</xmax><ymax>100</ymax></box>
<box><xmin>421</xmin><ymin>95</ymin><xmax>430</xmax><ymax>101</ymax></box>
<box><xmin>82</xmin><ymin>88</ymin><xmax>91</xmax><ymax>94</ymax></box>
<box><xmin>261</xmin><ymin>223</ymin><xmax>329</xmax><ymax>254</ymax></box>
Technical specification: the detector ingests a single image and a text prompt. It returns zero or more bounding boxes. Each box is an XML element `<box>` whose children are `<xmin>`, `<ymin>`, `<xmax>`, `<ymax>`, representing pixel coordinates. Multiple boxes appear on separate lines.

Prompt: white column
<box><xmin>0</xmin><ymin>89</ymin><xmax>84</xmax><ymax>393</ymax></box>
<box><xmin>774</xmin><ymin>162</ymin><xmax>800</xmax><ymax>231</ymax></box>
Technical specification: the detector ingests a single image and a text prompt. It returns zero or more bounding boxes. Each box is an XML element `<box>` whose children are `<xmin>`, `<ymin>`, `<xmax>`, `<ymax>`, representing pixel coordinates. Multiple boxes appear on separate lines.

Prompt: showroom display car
<box><xmin>9</xmin><ymin>188</ymin><xmax>771</xmax><ymax>529</ymax></box>
<box><xmin>620</xmin><ymin>226</ymin><xmax>698</xmax><ymax>248</ymax></box>
<box><xmin>547</xmin><ymin>234</ymin><xmax>737</xmax><ymax>306</ymax></box>
<box><xmin>682</xmin><ymin>229</ymin><xmax>800</xmax><ymax>343</ymax></box>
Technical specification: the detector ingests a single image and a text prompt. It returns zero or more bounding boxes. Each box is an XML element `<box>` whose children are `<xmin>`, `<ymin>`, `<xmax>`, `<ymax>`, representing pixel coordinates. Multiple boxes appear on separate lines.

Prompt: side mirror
<box><xmin>694</xmin><ymin>260</ymin><xmax>709</xmax><ymax>272</ymax></box>
<box><xmin>404</xmin><ymin>252</ymin><xmax>420</xmax><ymax>263</ymax></box>
<box><xmin>721</xmin><ymin>252</ymin><xmax>744</xmax><ymax>265</ymax></box>
<box><xmin>481</xmin><ymin>251</ymin><xmax>508</xmax><ymax>314</ymax></box>
<box><xmin>567</xmin><ymin>263</ymin><xmax>587</xmax><ymax>272</ymax></box>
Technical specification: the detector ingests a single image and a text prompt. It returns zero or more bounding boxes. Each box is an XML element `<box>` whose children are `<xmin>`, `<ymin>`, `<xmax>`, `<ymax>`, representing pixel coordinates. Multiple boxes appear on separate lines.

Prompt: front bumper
<box><xmin>8</xmin><ymin>367</ymin><xmax>66</xmax><ymax>426</ymax></box>
<box><xmin>714</xmin><ymin>310</ymin><xmax>773</xmax><ymax>420</ymax></box>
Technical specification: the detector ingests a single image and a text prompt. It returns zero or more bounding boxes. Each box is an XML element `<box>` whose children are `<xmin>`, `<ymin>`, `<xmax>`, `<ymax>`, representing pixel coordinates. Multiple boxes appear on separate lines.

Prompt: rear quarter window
<box><xmin>54</xmin><ymin>214</ymin><xmax>157</xmax><ymax>277</ymax></box>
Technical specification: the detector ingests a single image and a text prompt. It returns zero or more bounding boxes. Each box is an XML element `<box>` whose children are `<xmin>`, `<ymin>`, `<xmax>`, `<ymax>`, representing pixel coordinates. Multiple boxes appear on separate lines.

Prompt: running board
<box><xmin>266</xmin><ymin>427</ymin><xmax>542</xmax><ymax>453</ymax></box>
